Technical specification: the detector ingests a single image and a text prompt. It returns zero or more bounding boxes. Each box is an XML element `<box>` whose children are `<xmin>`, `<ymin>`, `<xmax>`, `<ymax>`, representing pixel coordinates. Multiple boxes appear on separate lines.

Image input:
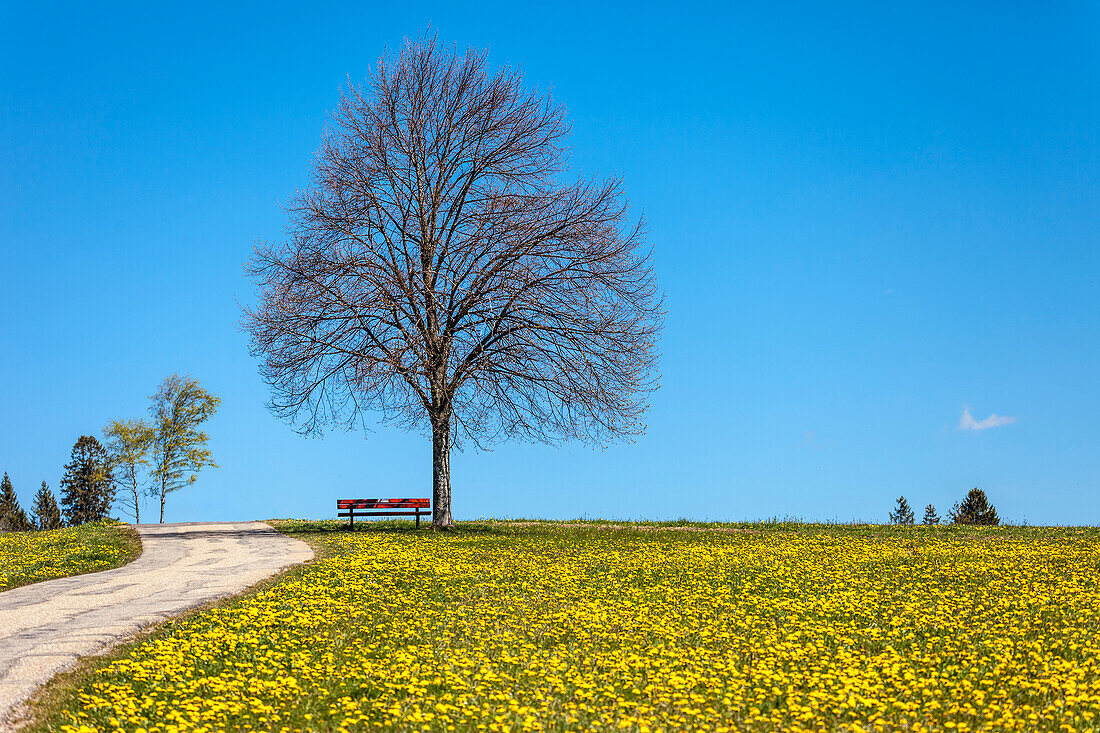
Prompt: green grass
<box><xmin>0</xmin><ymin>521</ymin><xmax>142</xmax><ymax>591</ymax></box>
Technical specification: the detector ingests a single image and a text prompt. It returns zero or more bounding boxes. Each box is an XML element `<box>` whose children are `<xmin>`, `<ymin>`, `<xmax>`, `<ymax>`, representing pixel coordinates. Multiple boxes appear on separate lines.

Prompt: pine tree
<box><xmin>59</xmin><ymin>435</ymin><xmax>116</xmax><ymax>526</ymax></box>
<box><xmin>922</xmin><ymin>503</ymin><xmax>940</xmax><ymax>525</ymax></box>
<box><xmin>33</xmin><ymin>481</ymin><xmax>63</xmax><ymax>531</ymax></box>
<box><xmin>0</xmin><ymin>472</ymin><xmax>32</xmax><ymax>531</ymax></box>
<box><xmin>889</xmin><ymin>495</ymin><xmax>915</xmax><ymax>525</ymax></box>
<box><xmin>948</xmin><ymin>487</ymin><xmax>999</xmax><ymax>525</ymax></box>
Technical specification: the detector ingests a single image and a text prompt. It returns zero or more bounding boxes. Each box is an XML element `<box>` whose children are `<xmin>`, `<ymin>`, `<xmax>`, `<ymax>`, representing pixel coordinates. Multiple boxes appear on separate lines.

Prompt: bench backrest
<box><xmin>338</xmin><ymin>498</ymin><xmax>429</xmax><ymax>510</ymax></box>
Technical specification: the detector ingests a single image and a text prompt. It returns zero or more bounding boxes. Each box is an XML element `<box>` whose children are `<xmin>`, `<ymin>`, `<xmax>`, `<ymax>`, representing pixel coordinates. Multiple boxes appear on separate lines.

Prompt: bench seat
<box><xmin>338</xmin><ymin>498</ymin><xmax>430</xmax><ymax>529</ymax></box>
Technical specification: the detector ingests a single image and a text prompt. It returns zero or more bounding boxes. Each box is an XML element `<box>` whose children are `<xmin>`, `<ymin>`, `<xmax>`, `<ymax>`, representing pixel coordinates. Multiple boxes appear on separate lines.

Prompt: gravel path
<box><xmin>0</xmin><ymin>521</ymin><xmax>313</xmax><ymax>729</ymax></box>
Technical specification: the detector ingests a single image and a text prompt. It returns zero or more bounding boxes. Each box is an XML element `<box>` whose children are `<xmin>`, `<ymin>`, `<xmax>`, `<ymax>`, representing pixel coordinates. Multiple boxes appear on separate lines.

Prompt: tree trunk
<box><xmin>432</xmin><ymin>418</ymin><xmax>453</xmax><ymax>529</ymax></box>
<box><xmin>159</xmin><ymin>487</ymin><xmax>165</xmax><ymax>524</ymax></box>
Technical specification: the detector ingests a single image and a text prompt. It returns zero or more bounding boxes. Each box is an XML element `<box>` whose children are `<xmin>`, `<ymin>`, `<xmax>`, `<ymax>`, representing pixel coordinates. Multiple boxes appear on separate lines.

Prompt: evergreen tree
<box><xmin>948</xmin><ymin>487</ymin><xmax>999</xmax><ymax>525</ymax></box>
<box><xmin>33</xmin><ymin>481</ymin><xmax>63</xmax><ymax>530</ymax></box>
<box><xmin>889</xmin><ymin>495</ymin><xmax>915</xmax><ymax>525</ymax></box>
<box><xmin>922</xmin><ymin>503</ymin><xmax>940</xmax><ymax>525</ymax></box>
<box><xmin>0</xmin><ymin>472</ymin><xmax>15</xmax><ymax>530</ymax></box>
<box><xmin>0</xmin><ymin>472</ymin><xmax>32</xmax><ymax>531</ymax></box>
<box><xmin>59</xmin><ymin>435</ymin><xmax>116</xmax><ymax>525</ymax></box>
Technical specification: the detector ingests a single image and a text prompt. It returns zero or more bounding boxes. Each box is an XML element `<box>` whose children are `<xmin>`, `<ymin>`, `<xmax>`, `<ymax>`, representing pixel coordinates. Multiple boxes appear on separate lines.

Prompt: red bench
<box><xmin>337</xmin><ymin>498</ymin><xmax>430</xmax><ymax>529</ymax></box>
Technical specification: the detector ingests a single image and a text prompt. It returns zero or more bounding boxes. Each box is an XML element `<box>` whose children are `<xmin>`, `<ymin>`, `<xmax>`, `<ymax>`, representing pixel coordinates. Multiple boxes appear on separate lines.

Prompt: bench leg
<box><xmin>415</xmin><ymin>512</ymin><xmax>420</xmax><ymax>530</ymax></box>
<box><xmin>349</xmin><ymin>508</ymin><xmax>354</xmax><ymax>531</ymax></box>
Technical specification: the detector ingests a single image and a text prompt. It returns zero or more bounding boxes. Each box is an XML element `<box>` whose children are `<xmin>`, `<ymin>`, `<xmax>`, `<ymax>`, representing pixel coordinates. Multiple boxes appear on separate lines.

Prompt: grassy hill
<box><xmin>26</xmin><ymin>520</ymin><xmax>1100</xmax><ymax>732</ymax></box>
<box><xmin>0</xmin><ymin>521</ymin><xmax>141</xmax><ymax>591</ymax></box>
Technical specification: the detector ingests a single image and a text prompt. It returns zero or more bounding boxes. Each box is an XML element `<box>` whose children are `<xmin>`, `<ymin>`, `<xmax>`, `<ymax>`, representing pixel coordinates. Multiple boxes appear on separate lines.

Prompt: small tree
<box><xmin>0</xmin><ymin>473</ymin><xmax>32</xmax><ymax>531</ymax></box>
<box><xmin>949</xmin><ymin>487</ymin><xmax>999</xmax><ymax>525</ymax></box>
<box><xmin>104</xmin><ymin>418</ymin><xmax>155</xmax><ymax>524</ymax></box>
<box><xmin>149</xmin><ymin>375</ymin><xmax>219</xmax><ymax>523</ymax></box>
<box><xmin>889</xmin><ymin>495</ymin><xmax>914</xmax><ymax>525</ymax></box>
<box><xmin>59</xmin><ymin>435</ymin><xmax>116</xmax><ymax>525</ymax></box>
<box><xmin>33</xmin><ymin>481</ymin><xmax>63</xmax><ymax>530</ymax></box>
<box><xmin>922</xmin><ymin>503</ymin><xmax>940</xmax><ymax>525</ymax></box>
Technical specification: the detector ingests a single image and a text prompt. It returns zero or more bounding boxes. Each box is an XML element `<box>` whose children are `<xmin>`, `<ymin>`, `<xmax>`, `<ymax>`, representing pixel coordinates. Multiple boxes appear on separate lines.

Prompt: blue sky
<box><xmin>1</xmin><ymin>2</ymin><xmax>1097</xmax><ymax>525</ymax></box>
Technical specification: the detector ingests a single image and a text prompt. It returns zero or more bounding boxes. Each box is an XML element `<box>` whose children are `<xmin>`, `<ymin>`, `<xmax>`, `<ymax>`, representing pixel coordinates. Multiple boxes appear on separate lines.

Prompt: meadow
<box><xmin>28</xmin><ymin>521</ymin><xmax>1100</xmax><ymax>732</ymax></box>
<box><xmin>0</xmin><ymin>521</ymin><xmax>141</xmax><ymax>591</ymax></box>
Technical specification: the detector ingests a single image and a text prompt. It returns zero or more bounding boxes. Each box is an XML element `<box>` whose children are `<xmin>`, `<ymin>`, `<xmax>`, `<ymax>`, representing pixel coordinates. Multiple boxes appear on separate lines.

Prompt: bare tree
<box><xmin>244</xmin><ymin>35</ymin><xmax>662</xmax><ymax>528</ymax></box>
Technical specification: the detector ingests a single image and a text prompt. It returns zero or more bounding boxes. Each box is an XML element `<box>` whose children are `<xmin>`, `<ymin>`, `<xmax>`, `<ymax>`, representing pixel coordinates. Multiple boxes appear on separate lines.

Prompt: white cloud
<box><xmin>958</xmin><ymin>406</ymin><xmax>1017</xmax><ymax>431</ymax></box>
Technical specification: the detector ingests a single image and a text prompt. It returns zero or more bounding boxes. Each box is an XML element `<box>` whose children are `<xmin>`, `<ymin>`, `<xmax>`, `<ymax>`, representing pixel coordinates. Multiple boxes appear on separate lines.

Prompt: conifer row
<box><xmin>1</xmin><ymin>434</ymin><xmax>116</xmax><ymax>531</ymax></box>
<box><xmin>890</xmin><ymin>488</ymin><xmax>1000</xmax><ymax>526</ymax></box>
